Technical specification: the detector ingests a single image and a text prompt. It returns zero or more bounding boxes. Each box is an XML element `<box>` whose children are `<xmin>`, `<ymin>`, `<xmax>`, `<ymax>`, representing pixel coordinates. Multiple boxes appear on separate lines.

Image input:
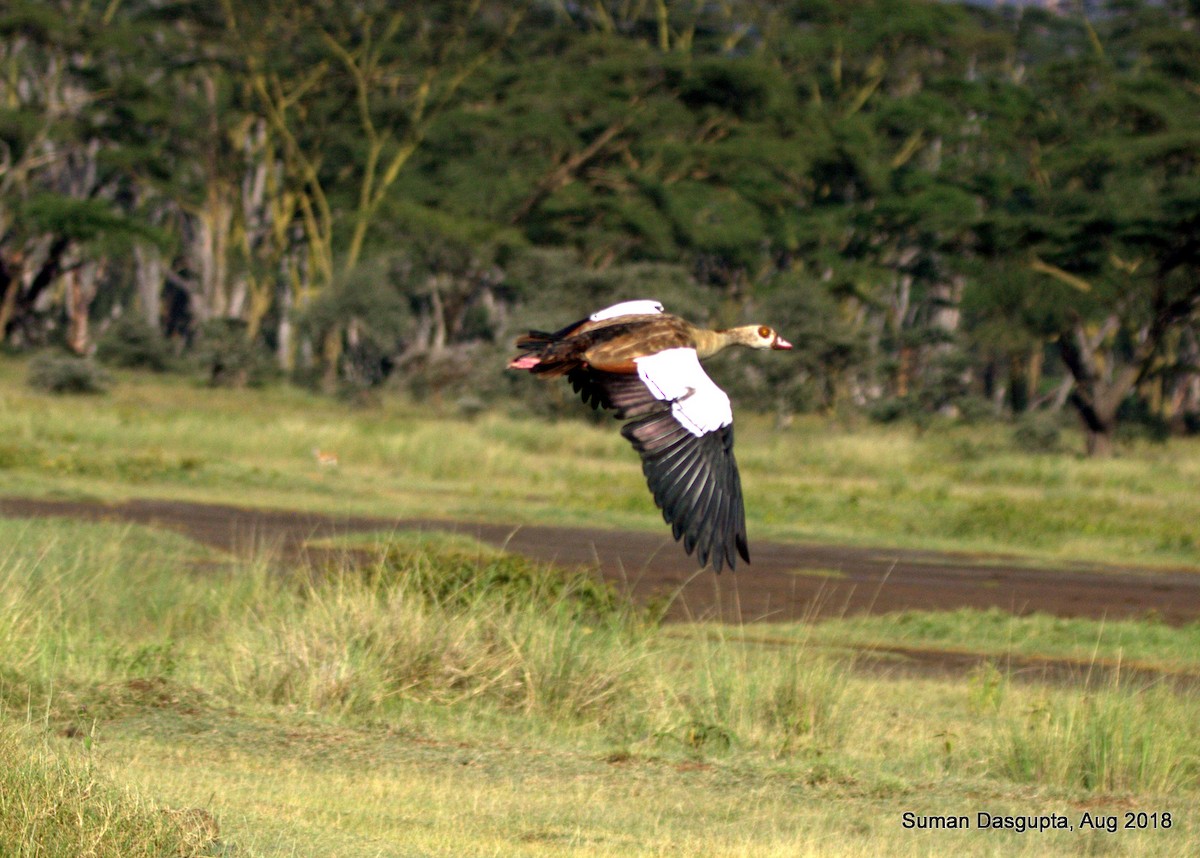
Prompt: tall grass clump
<box><xmin>223</xmin><ymin>535</ymin><xmax>654</xmax><ymax>721</ymax></box>
<box><xmin>0</xmin><ymin>520</ymin><xmax>268</xmax><ymax>685</ymax></box>
<box><xmin>992</xmin><ymin>672</ymin><xmax>1200</xmax><ymax>794</ymax></box>
<box><xmin>211</xmin><ymin>535</ymin><xmax>870</xmax><ymax>766</ymax></box>
<box><xmin>649</xmin><ymin>627</ymin><xmax>854</xmax><ymax>759</ymax></box>
<box><xmin>0</xmin><ymin>722</ymin><xmax>216</xmax><ymax>857</ymax></box>
<box><xmin>1</xmin><ymin>516</ymin><xmax>861</xmax><ymax>770</ymax></box>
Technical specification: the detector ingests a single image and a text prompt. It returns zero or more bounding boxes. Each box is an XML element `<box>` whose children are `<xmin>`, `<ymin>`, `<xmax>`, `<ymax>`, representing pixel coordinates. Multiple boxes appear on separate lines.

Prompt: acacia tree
<box><xmin>219</xmin><ymin>0</ymin><xmax>525</xmax><ymax>383</ymax></box>
<box><xmin>0</xmin><ymin>2</ymin><xmax>152</xmax><ymax>350</ymax></box>
<box><xmin>1005</xmin><ymin>4</ymin><xmax>1200</xmax><ymax>455</ymax></box>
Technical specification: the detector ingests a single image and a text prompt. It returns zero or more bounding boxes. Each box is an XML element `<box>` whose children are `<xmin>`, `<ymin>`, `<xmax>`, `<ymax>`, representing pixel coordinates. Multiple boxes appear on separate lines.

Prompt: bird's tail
<box><xmin>508</xmin><ymin>322</ymin><xmax>586</xmax><ymax>376</ymax></box>
<box><xmin>507</xmin><ymin>330</ymin><xmax>555</xmax><ymax>371</ymax></box>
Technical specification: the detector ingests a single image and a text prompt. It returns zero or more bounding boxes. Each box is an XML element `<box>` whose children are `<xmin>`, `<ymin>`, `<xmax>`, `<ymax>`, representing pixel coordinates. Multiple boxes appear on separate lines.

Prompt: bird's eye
<box><xmin>758</xmin><ymin>326</ymin><xmax>771</xmax><ymax>339</ymax></box>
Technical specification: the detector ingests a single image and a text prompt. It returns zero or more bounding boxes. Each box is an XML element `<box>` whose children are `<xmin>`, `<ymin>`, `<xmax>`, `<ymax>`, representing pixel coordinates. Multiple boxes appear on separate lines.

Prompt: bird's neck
<box><xmin>692</xmin><ymin>326</ymin><xmax>752</xmax><ymax>359</ymax></box>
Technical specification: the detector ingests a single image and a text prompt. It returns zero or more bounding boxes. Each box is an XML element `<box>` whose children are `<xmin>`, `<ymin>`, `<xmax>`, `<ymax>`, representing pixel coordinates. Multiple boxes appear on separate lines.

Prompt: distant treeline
<box><xmin>1</xmin><ymin>0</ymin><xmax>1197</xmax><ymax>453</ymax></box>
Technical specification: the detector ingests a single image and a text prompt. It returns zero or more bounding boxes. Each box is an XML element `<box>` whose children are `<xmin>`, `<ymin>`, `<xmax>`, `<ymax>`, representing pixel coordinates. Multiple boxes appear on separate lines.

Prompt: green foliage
<box><xmin>192</xmin><ymin>319</ymin><xmax>277</xmax><ymax>388</ymax></box>
<box><xmin>736</xmin><ymin>271</ymin><xmax>866</xmax><ymax>413</ymax></box>
<box><xmin>18</xmin><ymin>195</ymin><xmax>156</xmax><ymax>250</ymax></box>
<box><xmin>25</xmin><ymin>353</ymin><xmax>111</xmax><ymax>395</ymax></box>
<box><xmin>677</xmin><ymin>57</ymin><xmax>794</xmax><ymax>121</ymax></box>
<box><xmin>4</xmin><ymin>0</ymin><xmax>1200</xmax><ymax>449</ymax></box>
<box><xmin>1012</xmin><ymin>412</ymin><xmax>1065</xmax><ymax>455</ymax></box>
<box><xmin>95</xmin><ymin>315</ymin><xmax>175</xmax><ymax>372</ymax></box>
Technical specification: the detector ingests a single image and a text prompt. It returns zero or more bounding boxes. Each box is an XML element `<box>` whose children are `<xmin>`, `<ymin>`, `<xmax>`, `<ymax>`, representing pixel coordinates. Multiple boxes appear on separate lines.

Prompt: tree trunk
<box><xmin>896</xmin><ymin>345</ymin><xmax>914</xmax><ymax>397</ymax></box>
<box><xmin>196</xmin><ymin>189</ymin><xmax>234</xmax><ymax>322</ymax></box>
<box><xmin>1008</xmin><ymin>353</ymin><xmax>1029</xmax><ymax>413</ymax></box>
<box><xmin>1084</xmin><ymin>424</ymin><xmax>1115</xmax><ymax>458</ymax></box>
<box><xmin>1058</xmin><ymin>317</ymin><xmax>1136</xmax><ymax>458</ymax></box>
<box><xmin>1066</xmin><ymin>377</ymin><xmax>1129</xmax><ymax>458</ymax></box>
<box><xmin>1068</xmin><ymin>388</ymin><xmax>1119</xmax><ymax>458</ymax></box>
<box><xmin>276</xmin><ymin>261</ymin><xmax>296</xmax><ymax>372</ymax></box>
<box><xmin>321</xmin><ymin>326</ymin><xmax>342</xmax><ymax>394</ymax></box>
<box><xmin>70</xmin><ymin>259</ymin><xmax>105</xmax><ymax>355</ymax></box>
<box><xmin>0</xmin><ymin>274</ymin><xmax>18</xmax><ymax>342</ymax></box>
<box><xmin>133</xmin><ymin>243</ymin><xmax>164</xmax><ymax>328</ymax></box>
<box><xmin>66</xmin><ymin>269</ymin><xmax>90</xmax><ymax>355</ymax></box>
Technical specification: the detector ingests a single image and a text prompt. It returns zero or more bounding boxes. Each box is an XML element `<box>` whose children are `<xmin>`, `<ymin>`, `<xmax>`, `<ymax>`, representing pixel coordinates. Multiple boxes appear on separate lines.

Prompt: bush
<box><xmin>866</xmin><ymin>395</ymin><xmax>915</xmax><ymax>424</ymax></box>
<box><xmin>26</xmin><ymin>353</ymin><xmax>111</xmax><ymax>395</ymax></box>
<box><xmin>96</xmin><ymin>315</ymin><xmax>174</xmax><ymax>372</ymax></box>
<box><xmin>192</xmin><ymin>319</ymin><xmax>277</xmax><ymax>388</ymax></box>
<box><xmin>1012</xmin><ymin>411</ymin><xmax>1064</xmax><ymax>454</ymax></box>
<box><xmin>297</xmin><ymin>258</ymin><xmax>412</xmax><ymax>394</ymax></box>
<box><xmin>954</xmin><ymin>395</ymin><xmax>998</xmax><ymax>425</ymax></box>
<box><xmin>1116</xmin><ymin>396</ymin><xmax>1171</xmax><ymax>444</ymax></box>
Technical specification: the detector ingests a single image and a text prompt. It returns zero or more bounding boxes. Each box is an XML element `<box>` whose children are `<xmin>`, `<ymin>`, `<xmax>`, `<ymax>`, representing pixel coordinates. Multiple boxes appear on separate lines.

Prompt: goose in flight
<box><xmin>508</xmin><ymin>300</ymin><xmax>792</xmax><ymax>571</ymax></box>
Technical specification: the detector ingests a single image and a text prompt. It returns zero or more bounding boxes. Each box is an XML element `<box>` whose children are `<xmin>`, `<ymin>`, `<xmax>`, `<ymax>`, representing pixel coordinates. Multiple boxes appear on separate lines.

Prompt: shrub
<box><xmin>25</xmin><ymin>353</ymin><xmax>111</xmax><ymax>395</ymax></box>
<box><xmin>297</xmin><ymin>257</ymin><xmax>412</xmax><ymax>394</ymax></box>
<box><xmin>1012</xmin><ymin>411</ymin><xmax>1064</xmax><ymax>454</ymax></box>
<box><xmin>192</xmin><ymin>319</ymin><xmax>277</xmax><ymax>388</ymax></box>
<box><xmin>867</xmin><ymin>395</ymin><xmax>915</xmax><ymax>424</ymax></box>
<box><xmin>96</xmin><ymin>315</ymin><xmax>174</xmax><ymax>372</ymax></box>
<box><xmin>955</xmin><ymin>395</ymin><xmax>998</xmax><ymax>425</ymax></box>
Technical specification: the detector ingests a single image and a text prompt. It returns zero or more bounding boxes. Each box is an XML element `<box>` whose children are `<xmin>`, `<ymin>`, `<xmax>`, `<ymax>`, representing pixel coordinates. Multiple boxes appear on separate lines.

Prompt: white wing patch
<box><xmin>634</xmin><ymin>348</ymin><xmax>732</xmax><ymax>437</ymax></box>
<box><xmin>589</xmin><ymin>299</ymin><xmax>664</xmax><ymax>322</ymax></box>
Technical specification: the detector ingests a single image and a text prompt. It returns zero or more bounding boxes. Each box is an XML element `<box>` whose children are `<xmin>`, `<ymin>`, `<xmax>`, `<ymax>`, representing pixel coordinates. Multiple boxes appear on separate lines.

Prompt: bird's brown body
<box><xmin>513</xmin><ymin>312</ymin><xmax>787</xmax><ymax>375</ymax></box>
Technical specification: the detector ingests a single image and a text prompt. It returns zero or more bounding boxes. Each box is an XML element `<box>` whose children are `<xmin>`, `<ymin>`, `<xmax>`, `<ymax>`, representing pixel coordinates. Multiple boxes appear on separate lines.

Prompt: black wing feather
<box><xmin>567</xmin><ymin>367</ymin><xmax>750</xmax><ymax>572</ymax></box>
<box><xmin>568</xmin><ymin>367</ymin><xmax>661</xmax><ymax>418</ymax></box>
<box><xmin>621</xmin><ymin>411</ymin><xmax>748</xmax><ymax>573</ymax></box>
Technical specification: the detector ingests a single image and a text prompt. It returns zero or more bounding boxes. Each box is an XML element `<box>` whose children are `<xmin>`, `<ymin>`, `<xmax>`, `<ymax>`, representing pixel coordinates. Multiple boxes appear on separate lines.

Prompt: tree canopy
<box><xmin>1</xmin><ymin>0</ymin><xmax>1197</xmax><ymax>453</ymax></box>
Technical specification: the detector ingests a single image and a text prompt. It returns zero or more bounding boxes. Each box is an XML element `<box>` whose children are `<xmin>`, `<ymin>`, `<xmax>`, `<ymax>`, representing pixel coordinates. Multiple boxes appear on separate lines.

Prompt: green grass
<box><xmin>746</xmin><ymin>608</ymin><xmax>1200</xmax><ymax>674</ymax></box>
<box><xmin>1</xmin><ymin>517</ymin><xmax>1198</xmax><ymax>856</ymax></box>
<box><xmin>2</xmin><ymin>355</ymin><xmax>1200</xmax><ymax>568</ymax></box>
<box><xmin>0</xmin><ymin>721</ymin><xmax>217</xmax><ymax>857</ymax></box>
<box><xmin>3</xmin><ymin>360</ymin><xmax>1200</xmax><ymax>855</ymax></box>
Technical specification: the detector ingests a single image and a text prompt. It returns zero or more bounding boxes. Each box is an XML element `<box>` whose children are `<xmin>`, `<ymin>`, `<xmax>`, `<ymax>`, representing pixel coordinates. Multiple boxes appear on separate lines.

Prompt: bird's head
<box><xmin>731</xmin><ymin>325</ymin><xmax>793</xmax><ymax>351</ymax></box>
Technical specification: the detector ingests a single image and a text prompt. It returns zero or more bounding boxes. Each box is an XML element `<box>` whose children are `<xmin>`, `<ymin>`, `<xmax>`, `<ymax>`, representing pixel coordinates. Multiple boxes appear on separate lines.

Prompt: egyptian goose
<box><xmin>508</xmin><ymin>300</ymin><xmax>792</xmax><ymax>571</ymax></box>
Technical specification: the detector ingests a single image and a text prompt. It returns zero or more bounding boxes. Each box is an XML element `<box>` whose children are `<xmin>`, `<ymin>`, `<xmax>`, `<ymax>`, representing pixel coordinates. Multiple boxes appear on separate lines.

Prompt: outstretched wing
<box><xmin>566</xmin><ymin>365</ymin><xmax>659</xmax><ymax>416</ymax></box>
<box><xmin>571</xmin><ymin>348</ymin><xmax>749</xmax><ymax>572</ymax></box>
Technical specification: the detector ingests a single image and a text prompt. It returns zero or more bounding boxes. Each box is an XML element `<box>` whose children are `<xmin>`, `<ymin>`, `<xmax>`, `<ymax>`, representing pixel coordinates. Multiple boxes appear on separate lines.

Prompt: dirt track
<box><xmin>3</xmin><ymin>494</ymin><xmax>1199</xmax><ymax>627</ymax></box>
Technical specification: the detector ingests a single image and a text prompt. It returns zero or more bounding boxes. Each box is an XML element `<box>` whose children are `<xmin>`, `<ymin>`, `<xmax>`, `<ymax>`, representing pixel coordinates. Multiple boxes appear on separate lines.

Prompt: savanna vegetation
<box><xmin>1</xmin><ymin>361</ymin><xmax>1199</xmax><ymax>856</ymax></box>
<box><xmin>3</xmin><ymin>0</ymin><xmax>1200</xmax><ymax>853</ymax></box>
<box><xmin>3</xmin><ymin>358</ymin><xmax>1200</xmax><ymax>566</ymax></box>
<box><xmin>2</xmin><ymin>0</ymin><xmax>1198</xmax><ymax>455</ymax></box>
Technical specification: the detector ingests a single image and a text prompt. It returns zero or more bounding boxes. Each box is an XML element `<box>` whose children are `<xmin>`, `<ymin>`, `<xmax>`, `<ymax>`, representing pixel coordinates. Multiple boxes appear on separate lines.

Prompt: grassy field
<box><xmin>2</xmin><ymin>356</ymin><xmax>1199</xmax><ymax>568</ymax></box>
<box><xmin>1</xmin><ymin>356</ymin><xmax>1199</xmax><ymax>856</ymax></box>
